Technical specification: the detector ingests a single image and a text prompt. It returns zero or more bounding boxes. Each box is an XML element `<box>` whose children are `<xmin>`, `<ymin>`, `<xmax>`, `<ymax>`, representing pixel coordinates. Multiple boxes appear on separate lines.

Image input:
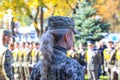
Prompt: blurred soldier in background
<box><xmin>30</xmin><ymin>41</ymin><xmax>41</xmax><ymax>67</ymax></box>
<box><xmin>96</xmin><ymin>41</ymin><xmax>106</xmax><ymax>78</ymax></box>
<box><xmin>74</xmin><ymin>43</ymin><xmax>86</xmax><ymax>73</ymax></box>
<box><xmin>22</xmin><ymin>42</ymin><xmax>32</xmax><ymax>80</ymax></box>
<box><xmin>0</xmin><ymin>29</ymin><xmax>14</xmax><ymax>80</ymax></box>
<box><xmin>12</xmin><ymin>42</ymin><xmax>20</xmax><ymax>79</ymax></box>
<box><xmin>17</xmin><ymin>42</ymin><xmax>26</xmax><ymax>80</ymax></box>
<box><xmin>86</xmin><ymin>41</ymin><xmax>101</xmax><ymax>80</ymax></box>
<box><xmin>115</xmin><ymin>41</ymin><xmax>120</xmax><ymax>80</ymax></box>
<box><xmin>103</xmin><ymin>41</ymin><xmax>116</xmax><ymax>80</ymax></box>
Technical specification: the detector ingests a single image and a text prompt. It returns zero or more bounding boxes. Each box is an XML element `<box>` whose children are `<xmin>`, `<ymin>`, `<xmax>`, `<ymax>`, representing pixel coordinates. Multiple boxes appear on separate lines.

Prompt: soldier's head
<box><xmin>14</xmin><ymin>42</ymin><xmax>19</xmax><ymax>49</ymax></box>
<box><xmin>106</xmin><ymin>41</ymin><xmax>113</xmax><ymax>48</ymax></box>
<box><xmin>41</xmin><ymin>16</ymin><xmax>79</xmax><ymax>50</ymax></box>
<box><xmin>8</xmin><ymin>43</ymin><xmax>14</xmax><ymax>51</ymax></box>
<box><xmin>20</xmin><ymin>42</ymin><xmax>26</xmax><ymax>48</ymax></box>
<box><xmin>0</xmin><ymin>29</ymin><xmax>12</xmax><ymax>47</ymax></box>
<box><xmin>78</xmin><ymin>43</ymin><xmax>85</xmax><ymax>50</ymax></box>
<box><xmin>87</xmin><ymin>41</ymin><xmax>94</xmax><ymax>49</ymax></box>
<box><xmin>25</xmin><ymin>42</ymin><xmax>31</xmax><ymax>48</ymax></box>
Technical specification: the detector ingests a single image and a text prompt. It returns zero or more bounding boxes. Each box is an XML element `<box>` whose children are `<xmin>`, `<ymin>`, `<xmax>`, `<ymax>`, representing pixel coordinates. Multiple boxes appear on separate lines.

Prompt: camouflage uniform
<box><xmin>1</xmin><ymin>46</ymin><xmax>14</xmax><ymax>80</ymax></box>
<box><xmin>30</xmin><ymin>45</ymin><xmax>84</xmax><ymax>80</ymax></box>
<box><xmin>4</xmin><ymin>49</ymin><xmax>14</xmax><ymax>80</ymax></box>
<box><xmin>12</xmin><ymin>48</ymin><xmax>19</xmax><ymax>79</ymax></box>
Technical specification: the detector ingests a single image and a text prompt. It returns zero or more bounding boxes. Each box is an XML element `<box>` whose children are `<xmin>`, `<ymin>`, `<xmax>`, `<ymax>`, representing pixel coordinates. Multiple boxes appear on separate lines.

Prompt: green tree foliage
<box><xmin>73</xmin><ymin>0</ymin><xmax>109</xmax><ymax>46</ymax></box>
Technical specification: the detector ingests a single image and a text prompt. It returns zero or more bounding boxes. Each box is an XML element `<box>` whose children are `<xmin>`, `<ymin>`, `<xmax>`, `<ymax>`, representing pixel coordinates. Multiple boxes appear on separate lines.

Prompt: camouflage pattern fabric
<box><xmin>30</xmin><ymin>45</ymin><xmax>84</xmax><ymax>80</ymax></box>
<box><xmin>4</xmin><ymin>49</ymin><xmax>14</xmax><ymax>80</ymax></box>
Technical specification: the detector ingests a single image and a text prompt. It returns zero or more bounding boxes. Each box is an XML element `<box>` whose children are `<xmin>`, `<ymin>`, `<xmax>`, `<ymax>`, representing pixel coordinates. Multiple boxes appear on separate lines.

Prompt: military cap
<box><xmin>0</xmin><ymin>29</ymin><xmax>13</xmax><ymax>37</ymax></box>
<box><xmin>108</xmin><ymin>40</ymin><xmax>113</xmax><ymax>44</ymax></box>
<box><xmin>47</xmin><ymin>16</ymin><xmax>80</xmax><ymax>34</ymax></box>
<box><xmin>87</xmin><ymin>41</ymin><xmax>95</xmax><ymax>45</ymax></box>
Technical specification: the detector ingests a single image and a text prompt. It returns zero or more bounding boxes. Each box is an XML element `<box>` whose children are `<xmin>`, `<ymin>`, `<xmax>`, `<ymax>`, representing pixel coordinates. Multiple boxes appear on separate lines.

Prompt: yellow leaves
<box><xmin>43</xmin><ymin>0</ymin><xmax>77</xmax><ymax>18</ymax></box>
<box><xmin>96</xmin><ymin>0</ymin><xmax>105</xmax><ymax>4</ymax></box>
<box><xmin>27</xmin><ymin>1</ymin><xmax>39</xmax><ymax>8</ymax></box>
<box><xmin>95</xmin><ymin>0</ymin><xmax>119</xmax><ymax>19</ymax></box>
<box><xmin>94</xmin><ymin>0</ymin><xmax>120</xmax><ymax>32</ymax></box>
<box><xmin>0</xmin><ymin>12</ymin><xmax>4</xmax><ymax>18</ymax></box>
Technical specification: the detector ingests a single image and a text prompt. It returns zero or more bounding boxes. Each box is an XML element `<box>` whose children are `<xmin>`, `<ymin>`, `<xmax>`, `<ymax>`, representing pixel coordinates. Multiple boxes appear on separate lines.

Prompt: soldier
<box><xmin>115</xmin><ymin>41</ymin><xmax>120</xmax><ymax>79</ymax></box>
<box><xmin>31</xmin><ymin>41</ymin><xmax>41</xmax><ymax>65</ymax></box>
<box><xmin>75</xmin><ymin>43</ymin><xmax>86</xmax><ymax>67</ymax></box>
<box><xmin>8</xmin><ymin>43</ymin><xmax>14</xmax><ymax>52</ymax></box>
<box><xmin>21</xmin><ymin>42</ymin><xmax>32</xmax><ymax>80</ymax></box>
<box><xmin>103</xmin><ymin>41</ymin><xmax>116</xmax><ymax>80</ymax></box>
<box><xmin>30</xmin><ymin>16</ymin><xmax>84</xmax><ymax>80</ymax></box>
<box><xmin>0</xmin><ymin>29</ymin><xmax>14</xmax><ymax>80</ymax></box>
<box><xmin>86</xmin><ymin>41</ymin><xmax>102</xmax><ymax>80</ymax></box>
<box><xmin>17</xmin><ymin>42</ymin><xmax>26</xmax><ymax>80</ymax></box>
<box><xmin>12</xmin><ymin>42</ymin><xmax>20</xmax><ymax>79</ymax></box>
<box><xmin>96</xmin><ymin>41</ymin><xmax>106</xmax><ymax>78</ymax></box>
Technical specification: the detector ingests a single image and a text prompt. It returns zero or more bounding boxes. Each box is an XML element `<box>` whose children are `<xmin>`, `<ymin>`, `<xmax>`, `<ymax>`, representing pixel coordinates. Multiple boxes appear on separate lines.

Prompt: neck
<box><xmin>56</xmin><ymin>41</ymin><xmax>67</xmax><ymax>50</ymax></box>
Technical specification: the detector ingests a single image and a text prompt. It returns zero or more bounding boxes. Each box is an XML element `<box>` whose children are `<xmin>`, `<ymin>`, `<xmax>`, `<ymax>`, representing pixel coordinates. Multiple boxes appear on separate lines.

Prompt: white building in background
<box><xmin>15</xmin><ymin>24</ymin><xmax>38</xmax><ymax>42</ymax></box>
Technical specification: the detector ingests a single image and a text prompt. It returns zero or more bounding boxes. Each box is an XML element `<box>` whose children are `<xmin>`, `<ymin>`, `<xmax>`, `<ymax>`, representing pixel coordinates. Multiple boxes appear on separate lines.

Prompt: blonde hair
<box><xmin>40</xmin><ymin>29</ymin><xmax>70</xmax><ymax>80</ymax></box>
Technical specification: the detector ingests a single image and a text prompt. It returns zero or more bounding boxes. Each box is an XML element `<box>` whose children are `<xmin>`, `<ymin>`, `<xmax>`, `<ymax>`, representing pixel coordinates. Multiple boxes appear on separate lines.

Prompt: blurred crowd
<box><xmin>7</xmin><ymin>39</ymin><xmax>120</xmax><ymax>80</ymax></box>
<box><xmin>8</xmin><ymin>41</ymin><xmax>42</xmax><ymax>80</ymax></box>
<box><xmin>67</xmin><ymin>40</ymin><xmax>120</xmax><ymax>80</ymax></box>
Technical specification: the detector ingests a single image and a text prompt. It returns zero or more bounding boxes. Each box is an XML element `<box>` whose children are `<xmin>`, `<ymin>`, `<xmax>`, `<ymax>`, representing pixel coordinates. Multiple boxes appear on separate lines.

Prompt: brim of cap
<box><xmin>10</xmin><ymin>35</ymin><xmax>15</xmax><ymax>38</ymax></box>
<box><xmin>73</xmin><ymin>28</ymin><xmax>80</xmax><ymax>34</ymax></box>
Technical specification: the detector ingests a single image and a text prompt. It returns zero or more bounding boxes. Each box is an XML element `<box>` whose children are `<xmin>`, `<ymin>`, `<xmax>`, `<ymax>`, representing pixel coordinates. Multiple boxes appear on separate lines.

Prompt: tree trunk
<box><xmin>11</xmin><ymin>17</ymin><xmax>15</xmax><ymax>43</ymax></box>
<box><xmin>40</xmin><ymin>7</ymin><xmax>44</xmax><ymax>36</ymax></box>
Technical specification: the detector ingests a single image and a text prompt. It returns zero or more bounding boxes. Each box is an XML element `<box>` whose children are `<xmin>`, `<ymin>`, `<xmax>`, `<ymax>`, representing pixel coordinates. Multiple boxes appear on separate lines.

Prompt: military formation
<box><xmin>9</xmin><ymin>41</ymin><xmax>41</xmax><ymax>80</ymax></box>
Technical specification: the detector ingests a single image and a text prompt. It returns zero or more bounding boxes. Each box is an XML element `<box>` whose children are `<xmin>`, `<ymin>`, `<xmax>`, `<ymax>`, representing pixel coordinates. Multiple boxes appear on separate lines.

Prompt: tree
<box><xmin>0</xmin><ymin>0</ymin><xmax>77</xmax><ymax>37</ymax></box>
<box><xmin>94</xmin><ymin>0</ymin><xmax>120</xmax><ymax>32</ymax></box>
<box><xmin>73</xmin><ymin>0</ymin><xmax>109</xmax><ymax>46</ymax></box>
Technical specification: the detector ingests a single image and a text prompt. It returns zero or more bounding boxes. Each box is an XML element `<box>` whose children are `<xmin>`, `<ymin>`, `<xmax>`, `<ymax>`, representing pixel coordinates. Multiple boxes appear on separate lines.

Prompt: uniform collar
<box><xmin>53</xmin><ymin>45</ymin><xmax>67</xmax><ymax>56</ymax></box>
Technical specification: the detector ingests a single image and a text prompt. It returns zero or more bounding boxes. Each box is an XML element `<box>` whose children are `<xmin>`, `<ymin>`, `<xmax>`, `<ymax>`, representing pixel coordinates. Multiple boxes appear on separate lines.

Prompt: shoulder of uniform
<box><xmin>33</xmin><ymin>60</ymin><xmax>42</xmax><ymax>69</ymax></box>
<box><xmin>66</xmin><ymin>58</ymin><xmax>82</xmax><ymax>68</ymax></box>
<box><xmin>0</xmin><ymin>46</ymin><xmax>7</xmax><ymax>55</ymax></box>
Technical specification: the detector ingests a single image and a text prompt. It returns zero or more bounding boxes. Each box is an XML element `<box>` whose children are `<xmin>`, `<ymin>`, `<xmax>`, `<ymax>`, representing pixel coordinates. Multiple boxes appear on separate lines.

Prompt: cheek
<box><xmin>7</xmin><ymin>37</ymin><xmax>11</xmax><ymax>42</ymax></box>
<box><xmin>69</xmin><ymin>34</ymin><xmax>74</xmax><ymax>46</ymax></box>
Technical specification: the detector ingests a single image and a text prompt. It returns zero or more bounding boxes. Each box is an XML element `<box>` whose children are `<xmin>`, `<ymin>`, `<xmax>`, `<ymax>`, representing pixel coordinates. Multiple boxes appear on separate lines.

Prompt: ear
<box><xmin>64</xmin><ymin>33</ymin><xmax>68</xmax><ymax>42</ymax></box>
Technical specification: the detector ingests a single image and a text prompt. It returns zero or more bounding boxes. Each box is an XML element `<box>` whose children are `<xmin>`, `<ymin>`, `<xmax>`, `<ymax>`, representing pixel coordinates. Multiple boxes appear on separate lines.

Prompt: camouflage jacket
<box><xmin>4</xmin><ymin>49</ymin><xmax>14</xmax><ymax>80</ymax></box>
<box><xmin>30</xmin><ymin>45</ymin><xmax>84</xmax><ymax>80</ymax></box>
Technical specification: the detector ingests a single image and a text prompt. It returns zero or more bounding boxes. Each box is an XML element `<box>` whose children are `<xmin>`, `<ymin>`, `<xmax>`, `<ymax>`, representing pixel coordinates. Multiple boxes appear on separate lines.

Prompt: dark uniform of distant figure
<box><xmin>86</xmin><ymin>41</ymin><xmax>102</xmax><ymax>80</ymax></box>
<box><xmin>74</xmin><ymin>43</ymin><xmax>86</xmax><ymax>73</ymax></box>
<box><xmin>0</xmin><ymin>29</ymin><xmax>14</xmax><ymax>80</ymax></box>
<box><xmin>30</xmin><ymin>16</ymin><xmax>84</xmax><ymax>80</ymax></box>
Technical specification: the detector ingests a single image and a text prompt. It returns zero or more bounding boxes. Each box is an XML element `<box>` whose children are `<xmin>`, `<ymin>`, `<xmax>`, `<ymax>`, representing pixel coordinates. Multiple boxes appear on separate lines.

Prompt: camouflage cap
<box><xmin>47</xmin><ymin>16</ymin><xmax>80</xmax><ymax>34</ymax></box>
<box><xmin>87</xmin><ymin>41</ymin><xmax>95</xmax><ymax>45</ymax></box>
<box><xmin>3</xmin><ymin>30</ymin><xmax>13</xmax><ymax>37</ymax></box>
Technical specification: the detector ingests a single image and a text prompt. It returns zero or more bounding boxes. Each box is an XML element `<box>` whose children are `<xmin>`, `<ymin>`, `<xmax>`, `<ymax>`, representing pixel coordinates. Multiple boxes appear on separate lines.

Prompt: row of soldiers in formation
<box><xmin>8</xmin><ymin>41</ymin><xmax>42</xmax><ymax>80</ymax></box>
<box><xmin>67</xmin><ymin>40</ymin><xmax>120</xmax><ymax>80</ymax></box>
<box><xmin>8</xmin><ymin>40</ymin><xmax>120</xmax><ymax>80</ymax></box>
